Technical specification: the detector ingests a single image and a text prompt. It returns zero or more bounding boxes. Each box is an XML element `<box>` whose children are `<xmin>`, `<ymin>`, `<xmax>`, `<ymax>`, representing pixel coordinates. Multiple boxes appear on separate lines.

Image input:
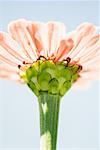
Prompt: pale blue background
<box><xmin>0</xmin><ymin>1</ymin><xmax>99</xmax><ymax>150</ymax></box>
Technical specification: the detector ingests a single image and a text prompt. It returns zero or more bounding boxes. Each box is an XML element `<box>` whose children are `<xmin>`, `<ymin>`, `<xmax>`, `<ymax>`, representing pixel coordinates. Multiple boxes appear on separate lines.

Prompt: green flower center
<box><xmin>20</xmin><ymin>57</ymin><xmax>82</xmax><ymax>96</ymax></box>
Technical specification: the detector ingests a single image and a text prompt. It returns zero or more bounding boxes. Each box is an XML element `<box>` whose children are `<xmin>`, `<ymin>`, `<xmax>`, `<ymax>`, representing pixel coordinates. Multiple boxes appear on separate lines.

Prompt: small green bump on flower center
<box><xmin>20</xmin><ymin>57</ymin><xmax>82</xmax><ymax>97</ymax></box>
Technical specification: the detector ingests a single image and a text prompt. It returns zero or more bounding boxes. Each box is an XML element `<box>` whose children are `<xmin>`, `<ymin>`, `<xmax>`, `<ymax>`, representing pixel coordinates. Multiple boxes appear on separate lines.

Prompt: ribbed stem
<box><xmin>38</xmin><ymin>92</ymin><xmax>61</xmax><ymax>150</ymax></box>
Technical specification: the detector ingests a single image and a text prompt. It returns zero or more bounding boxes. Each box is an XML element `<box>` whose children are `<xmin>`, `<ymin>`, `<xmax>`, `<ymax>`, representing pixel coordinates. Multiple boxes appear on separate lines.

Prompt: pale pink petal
<box><xmin>55</xmin><ymin>38</ymin><xmax>74</xmax><ymax>61</ymax></box>
<box><xmin>27</xmin><ymin>21</ymin><xmax>66</xmax><ymax>58</ymax></box>
<box><xmin>8</xmin><ymin>19</ymin><xmax>38</xmax><ymax>61</ymax></box>
<box><xmin>80</xmin><ymin>53</ymin><xmax>100</xmax><ymax>66</ymax></box>
<box><xmin>0</xmin><ymin>51</ymin><xmax>26</xmax><ymax>72</ymax></box>
<box><xmin>0</xmin><ymin>63</ymin><xmax>24</xmax><ymax>83</ymax></box>
<box><xmin>77</xmin><ymin>45</ymin><xmax>99</xmax><ymax>63</ymax></box>
<box><xmin>0</xmin><ymin>69</ymin><xmax>21</xmax><ymax>83</ymax></box>
<box><xmin>72</xmin><ymin>35</ymin><xmax>100</xmax><ymax>61</ymax></box>
<box><xmin>0</xmin><ymin>63</ymin><xmax>20</xmax><ymax>73</ymax></box>
<box><xmin>30</xmin><ymin>22</ymin><xmax>48</xmax><ymax>57</ymax></box>
<box><xmin>72</xmin><ymin>78</ymin><xmax>92</xmax><ymax>90</ymax></box>
<box><xmin>0</xmin><ymin>73</ymin><xmax>23</xmax><ymax>83</ymax></box>
<box><xmin>25</xmin><ymin>22</ymin><xmax>43</xmax><ymax>55</ymax></box>
<box><xmin>47</xmin><ymin>22</ymin><xmax>66</xmax><ymax>57</ymax></box>
<box><xmin>73</xmin><ymin>67</ymin><xmax>100</xmax><ymax>90</ymax></box>
<box><xmin>0</xmin><ymin>32</ymin><xmax>31</xmax><ymax>65</ymax></box>
<box><xmin>0</xmin><ymin>32</ymin><xmax>26</xmax><ymax>62</ymax></box>
<box><xmin>8</xmin><ymin>20</ymin><xmax>66</xmax><ymax>59</ymax></box>
<box><xmin>0</xmin><ymin>54</ymin><xmax>18</xmax><ymax>67</ymax></box>
<box><xmin>80</xmin><ymin>70</ymin><xmax>100</xmax><ymax>80</ymax></box>
<box><xmin>73</xmin><ymin>70</ymin><xmax>100</xmax><ymax>90</ymax></box>
<box><xmin>67</xmin><ymin>23</ymin><xmax>96</xmax><ymax>58</ymax></box>
<box><xmin>83</xmin><ymin>60</ymin><xmax>100</xmax><ymax>69</ymax></box>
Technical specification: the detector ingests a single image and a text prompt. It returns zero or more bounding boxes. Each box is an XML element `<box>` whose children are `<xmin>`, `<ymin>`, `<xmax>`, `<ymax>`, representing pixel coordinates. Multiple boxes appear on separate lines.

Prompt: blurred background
<box><xmin>0</xmin><ymin>1</ymin><xmax>99</xmax><ymax>150</ymax></box>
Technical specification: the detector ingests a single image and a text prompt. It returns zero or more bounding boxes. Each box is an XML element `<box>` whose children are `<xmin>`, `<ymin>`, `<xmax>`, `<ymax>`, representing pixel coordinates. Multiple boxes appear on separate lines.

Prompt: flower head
<box><xmin>0</xmin><ymin>19</ymin><xmax>99</xmax><ymax>95</ymax></box>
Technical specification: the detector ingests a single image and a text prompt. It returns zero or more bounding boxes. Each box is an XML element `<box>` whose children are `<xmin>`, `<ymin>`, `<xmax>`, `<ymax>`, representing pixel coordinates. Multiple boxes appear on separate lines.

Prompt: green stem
<box><xmin>38</xmin><ymin>92</ymin><xmax>61</xmax><ymax>150</ymax></box>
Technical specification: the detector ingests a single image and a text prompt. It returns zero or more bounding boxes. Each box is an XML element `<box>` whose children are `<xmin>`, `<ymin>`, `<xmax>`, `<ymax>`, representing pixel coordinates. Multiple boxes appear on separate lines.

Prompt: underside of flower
<box><xmin>20</xmin><ymin>56</ymin><xmax>82</xmax><ymax>96</ymax></box>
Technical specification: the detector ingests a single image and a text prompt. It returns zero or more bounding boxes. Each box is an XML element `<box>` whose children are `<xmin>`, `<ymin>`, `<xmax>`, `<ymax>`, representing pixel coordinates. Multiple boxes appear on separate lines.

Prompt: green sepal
<box><xmin>71</xmin><ymin>65</ymin><xmax>79</xmax><ymax>74</ymax></box>
<box><xmin>55</xmin><ymin>62</ymin><xmax>66</xmax><ymax>70</ymax></box>
<box><xmin>26</xmin><ymin>66</ymin><xmax>38</xmax><ymax>81</ymax></box>
<box><xmin>37</xmin><ymin>72</ymin><xmax>52</xmax><ymax>91</ymax></box>
<box><xmin>48</xmin><ymin>78</ymin><xmax>59</xmax><ymax>94</ymax></box>
<box><xmin>39</xmin><ymin>61</ymin><xmax>56</xmax><ymax>72</ymax></box>
<box><xmin>61</xmin><ymin>68</ymin><xmax>72</xmax><ymax>80</ymax></box>
<box><xmin>27</xmin><ymin>81</ymin><xmax>39</xmax><ymax>96</ymax></box>
<box><xmin>72</xmin><ymin>74</ymin><xmax>79</xmax><ymax>82</ymax></box>
<box><xmin>60</xmin><ymin>81</ymin><xmax>71</xmax><ymax>96</ymax></box>
<box><xmin>31</xmin><ymin>77</ymin><xmax>40</xmax><ymax>90</ymax></box>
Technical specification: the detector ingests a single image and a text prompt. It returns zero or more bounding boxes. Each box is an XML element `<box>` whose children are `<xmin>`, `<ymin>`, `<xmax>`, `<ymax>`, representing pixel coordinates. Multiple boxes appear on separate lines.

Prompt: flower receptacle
<box><xmin>21</xmin><ymin>59</ymin><xmax>81</xmax><ymax>97</ymax></box>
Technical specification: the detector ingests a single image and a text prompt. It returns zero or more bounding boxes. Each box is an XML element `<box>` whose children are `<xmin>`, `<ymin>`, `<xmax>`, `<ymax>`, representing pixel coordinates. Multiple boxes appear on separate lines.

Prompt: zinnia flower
<box><xmin>0</xmin><ymin>19</ymin><xmax>99</xmax><ymax>150</ymax></box>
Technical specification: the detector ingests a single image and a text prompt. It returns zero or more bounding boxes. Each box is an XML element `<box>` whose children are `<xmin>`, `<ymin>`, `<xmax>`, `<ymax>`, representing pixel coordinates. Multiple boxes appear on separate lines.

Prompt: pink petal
<box><xmin>30</xmin><ymin>22</ymin><xmax>48</xmax><ymax>57</ymax></box>
<box><xmin>83</xmin><ymin>60</ymin><xmax>100</xmax><ymax>69</ymax></box>
<box><xmin>27</xmin><ymin>21</ymin><xmax>66</xmax><ymax>58</ymax></box>
<box><xmin>55</xmin><ymin>38</ymin><xmax>74</xmax><ymax>61</ymax></box>
<box><xmin>80</xmin><ymin>52</ymin><xmax>100</xmax><ymax>66</ymax></box>
<box><xmin>0</xmin><ymin>54</ymin><xmax>18</xmax><ymax>67</ymax></box>
<box><xmin>24</xmin><ymin>21</ymin><xmax>43</xmax><ymax>56</ymax></box>
<box><xmin>67</xmin><ymin>23</ymin><xmax>96</xmax><ymax>58</ymax></box>
<box><xmin>73</xmin><ymin>72</ymin><xmax>99</xmax><ymax>90</ymax></box>
<box><xmin>73</xmin><ymin>67</ymin><xmax>100</xmax><ymax>90</ymax></box>
<box><xmin>0</xmin><ymin>64</ymin><xmax>24</xmax><ymax>83</ymax></box>
<box><xmin>0</xmin><ymin>69</ymin><xmax>21</xmax><ymax>82</ymax></box>
<box><xmin>8</xmin><ymin>19</ymin><xmax>38</xmax><ymax>61</ymax></box>
<box><xmin>0</xmin><ymin>73</ymin><xmax>23</xmax><ymax>83</ymax></box>
<box><xmin>72</xmin><ymin>35</ymin><xmax>100</xmax><ymax>61</ymax></box>
<box><xmin>0</xmin><ymin>64</ymin><xmax>20</xmax><ymax>73</ymax></box>
<box><xmin>47</xmin><ymin>22</ymin><xmax>66</xmax><ymax>56</ymax></box>
<box><xmin>72</xmin><ymin>78</ymin><xmax>92</xmax><ymax>90</ymax></box>
<box><xmin>80</xmin><ymin>70</ymin><xmax>100</xmax><ymax>80</ymax></box>
<box><xmin>0</xmin><ymin>32</ymin><xmax>31</xmax><ymax>64</ymax></box>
